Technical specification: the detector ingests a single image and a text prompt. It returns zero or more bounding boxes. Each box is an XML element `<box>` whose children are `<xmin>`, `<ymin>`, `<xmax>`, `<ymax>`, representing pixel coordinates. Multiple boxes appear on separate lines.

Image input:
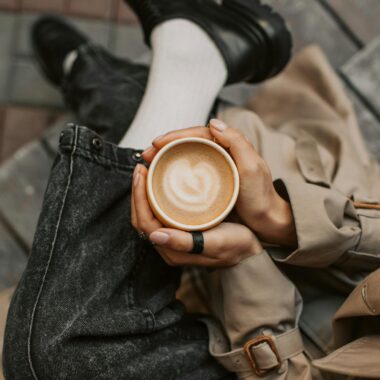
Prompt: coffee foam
<box><xmin>152</xmin><ymin>142</ymin><xmax>235</xmax><ymax>226</ymax></box>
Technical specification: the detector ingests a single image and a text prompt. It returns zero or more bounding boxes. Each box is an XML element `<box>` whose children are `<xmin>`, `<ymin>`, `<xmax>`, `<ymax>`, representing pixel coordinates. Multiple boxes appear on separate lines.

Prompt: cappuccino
<box><xmin>148</xmin><ymin>138</ymin><xmax>239</xmax><ymax>231</ymax></box>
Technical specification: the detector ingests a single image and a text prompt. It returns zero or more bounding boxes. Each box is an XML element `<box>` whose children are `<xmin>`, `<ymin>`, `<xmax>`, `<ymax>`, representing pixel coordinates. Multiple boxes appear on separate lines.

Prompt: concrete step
<box><xmin>0</xmin><ymin>222</ymin><xmax>26</xmax><ymax>292</ymax></box>
<box><xmin>342</xmin><ymin>36</ymin><xmax>380</xmax><ymax>120</ymax></box>
<box><xmin>263</xmin><ymin>0</ymin><xmax>358</xmax><ymax>67</ymax></box>
<box><xmin>344</xmin><ymin>84</ymin><xmax>380</xmax><ymax>163</ymax></box>
<box><xmin>0</xmin><ymin>139</ymin><xmax>53</xmax><ymax>249</ymax></box>
<box><xmin>323</xmin><ymin>0</ymin><xmax>380</xmax><ymax>45</ymax></box>
<box><xmin>0</xmin><ymin>116</ymin><xmax>71</xmax><ymax>249</ymax></box>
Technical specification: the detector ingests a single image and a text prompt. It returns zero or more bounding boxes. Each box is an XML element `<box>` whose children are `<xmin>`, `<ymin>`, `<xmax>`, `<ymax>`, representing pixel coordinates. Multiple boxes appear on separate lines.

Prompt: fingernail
<box><xmin>153</xmin><ymin>134</ymin><xmax>165</xmax><ymax>144</ymax></box>
<box><xmin>210</xmin><ymin>119</ymin><xmax>227</xmax><ymax>132</ymax></box>
<box><xmin>133</xmin><ymin>173</ymin><xmax>140</xmax><ymax>187</ymax></box>
<box><xmin>149</xmin><ymin>231</ymin><xmax>170</xmax><ymax>245</ymax></box>
<box><xmin>143</xmin><ymin>146</ymin><xmax>154</xmax><ymax>155</ymax></box>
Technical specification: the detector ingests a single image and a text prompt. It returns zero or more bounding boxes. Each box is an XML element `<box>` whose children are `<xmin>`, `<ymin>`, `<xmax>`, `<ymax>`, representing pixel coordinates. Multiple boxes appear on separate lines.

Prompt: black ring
<box><xmin>190</xmin><ymin>232</ymin><xmax>204</xmax><ymax>254</ymax></box>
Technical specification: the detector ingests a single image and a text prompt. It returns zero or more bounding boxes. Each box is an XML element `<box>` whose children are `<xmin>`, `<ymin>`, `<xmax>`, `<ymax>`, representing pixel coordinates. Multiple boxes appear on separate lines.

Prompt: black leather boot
<box><xmin>31</xmin><ymin>15</ymin><xmax>88</xmax><ymax>86</ymax></box>
<box><xmin>124</xmin><ymin>0</ymin><xmax>292</xmax><ymax>84</ymax></box>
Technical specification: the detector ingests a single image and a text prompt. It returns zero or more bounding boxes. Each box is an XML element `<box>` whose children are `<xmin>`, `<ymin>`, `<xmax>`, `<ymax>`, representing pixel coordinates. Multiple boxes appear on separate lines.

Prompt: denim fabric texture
<box><xmin>62</xmin><ymin>44</ymin><xmax>149</xmax><ymax>144</ymax></box>
<box><xmin>3</xmin><ymin>125</ymin><xmax>232</xmax><ymax>379</ymax></box>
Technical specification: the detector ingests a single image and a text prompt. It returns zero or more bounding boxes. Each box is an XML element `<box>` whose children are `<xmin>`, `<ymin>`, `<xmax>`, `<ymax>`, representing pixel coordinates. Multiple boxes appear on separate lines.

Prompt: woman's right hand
<box><xmin>142</xmin><ymin>120</ymin><xmax>297</xmax><ymax>247</ymax></box>
<box><xmin>131</xmin><ymin>163</ymin><xmax>263</xmax><ymax>268</ymax></box>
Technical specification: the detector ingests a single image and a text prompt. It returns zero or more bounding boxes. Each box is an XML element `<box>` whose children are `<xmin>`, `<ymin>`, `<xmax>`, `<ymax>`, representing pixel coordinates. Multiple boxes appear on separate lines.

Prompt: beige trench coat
<box><xmin>186</xmin><ymin>45</ymin><xmax>380</xmax><ymax>379</ymax></box>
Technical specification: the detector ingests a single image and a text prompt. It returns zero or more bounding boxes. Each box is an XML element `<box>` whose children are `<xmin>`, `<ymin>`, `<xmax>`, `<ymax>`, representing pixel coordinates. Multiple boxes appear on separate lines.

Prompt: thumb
<box><xmin>149</xmin><ymin>228</ymin><xmax>193</xmax><ymax>252</ymax></box>
<box><xmin>208</xmin><ymin>119</ymin><xmax>262</xmax><ymax>171</ymax></box>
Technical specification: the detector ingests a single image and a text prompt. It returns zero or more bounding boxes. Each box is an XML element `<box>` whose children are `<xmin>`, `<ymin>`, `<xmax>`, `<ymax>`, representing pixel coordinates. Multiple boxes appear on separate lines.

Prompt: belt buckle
<box><xmin>243</xmin><ymin>335</ymin><xmax>281</xmax><ymax>377</ymax></box>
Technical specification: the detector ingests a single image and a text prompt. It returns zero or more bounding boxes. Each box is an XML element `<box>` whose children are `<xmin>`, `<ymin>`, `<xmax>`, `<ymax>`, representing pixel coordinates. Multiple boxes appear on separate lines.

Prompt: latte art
<box><xmin>163</xmin><ymin>159</ymin><xmax>220</xmax><ymax>212</ymax></box>
<box><xmin>151</xmin><ymin>142</ymin><xmax>236</xmax><ymax>227</ymax></box>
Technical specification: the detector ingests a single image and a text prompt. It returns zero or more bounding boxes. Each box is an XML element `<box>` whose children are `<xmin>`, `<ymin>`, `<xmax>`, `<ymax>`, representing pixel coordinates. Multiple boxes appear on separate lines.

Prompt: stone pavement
<box><xmin>1</xmin><ymin>0</ymin><xmax>380</xmax><ymax>294</ymax></box>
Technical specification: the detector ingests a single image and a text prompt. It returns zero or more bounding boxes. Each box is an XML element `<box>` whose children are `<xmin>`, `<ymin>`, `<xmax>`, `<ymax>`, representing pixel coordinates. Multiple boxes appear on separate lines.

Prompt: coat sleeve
<box><xmin>269</xmin><ymin>178</ymin><xmax>380</xmax><ymax>268</ymax></box>
<box><xmin>313</xmin><ymin>269</ymin><xmax>380</xmax><ymax>377</ymax></box>
<box><xmin>204</xmin><ymin>251</ymin><xmax>319</xmax><ymax>379</ymax></box>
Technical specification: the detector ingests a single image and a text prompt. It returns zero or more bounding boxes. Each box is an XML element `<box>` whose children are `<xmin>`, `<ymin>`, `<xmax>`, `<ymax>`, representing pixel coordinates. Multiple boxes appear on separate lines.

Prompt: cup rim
<box><xmin>147</xmin><ymin>137</ymin><xmax>240</xmax><ymax>231</ymax></box>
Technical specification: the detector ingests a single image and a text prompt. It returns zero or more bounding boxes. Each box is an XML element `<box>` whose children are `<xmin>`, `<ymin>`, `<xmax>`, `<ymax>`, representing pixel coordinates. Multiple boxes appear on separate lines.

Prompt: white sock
<box><xmin>119</xmin><ymin>20</ymin><xmax>227</xmax><ymax>149</ymax></box>
<box><xmin>63</xmin><ymin>50</ymin><xmax>78</xmax><ymax>76</ymax></box>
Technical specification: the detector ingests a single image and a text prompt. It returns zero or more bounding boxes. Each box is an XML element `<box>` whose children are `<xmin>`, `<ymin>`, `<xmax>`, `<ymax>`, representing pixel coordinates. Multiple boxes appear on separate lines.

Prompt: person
<box><xmin>2</xmin><ymin>1</ymin><xmax>380</xmax><ymax>379</ymax></box>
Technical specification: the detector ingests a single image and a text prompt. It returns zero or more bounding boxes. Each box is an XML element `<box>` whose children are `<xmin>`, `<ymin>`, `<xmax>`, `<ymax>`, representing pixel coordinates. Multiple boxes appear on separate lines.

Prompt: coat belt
<box><xmin>203</xmin><ymin>318</ymin><xmax>304</xmax><ymax>376</ymax></box>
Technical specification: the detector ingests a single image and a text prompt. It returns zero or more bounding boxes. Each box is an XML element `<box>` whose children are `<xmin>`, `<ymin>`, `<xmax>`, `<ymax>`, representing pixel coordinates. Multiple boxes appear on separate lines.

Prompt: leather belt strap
<box><xmin>352</xmin><ymin>201</ymin><xmax>380</xmax><ymax>210</ymax></box>
<box><xmin>204</xmin><ymin>319</ymin><xmax>304</xmax><ymax>376</ymax></box>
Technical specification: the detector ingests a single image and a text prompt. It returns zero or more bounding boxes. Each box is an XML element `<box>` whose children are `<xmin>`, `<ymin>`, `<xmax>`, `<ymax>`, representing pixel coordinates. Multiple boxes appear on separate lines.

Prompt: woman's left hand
<box><xmin>131</xmin><ymin>164</ymin><xmax>263</xmax><ymax>267</ymax></box>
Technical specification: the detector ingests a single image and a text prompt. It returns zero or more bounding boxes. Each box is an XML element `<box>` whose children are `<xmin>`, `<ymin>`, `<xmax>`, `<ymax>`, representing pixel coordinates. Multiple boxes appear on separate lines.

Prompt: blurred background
<box><xmin>0</xmin><ymin>0</ymin><xmax>380</xmax><ymax>292</ymax></box>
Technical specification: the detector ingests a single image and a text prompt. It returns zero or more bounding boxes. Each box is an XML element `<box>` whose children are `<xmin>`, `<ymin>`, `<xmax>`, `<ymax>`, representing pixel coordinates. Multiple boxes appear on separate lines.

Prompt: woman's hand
<box><xmin>131</xmin><ymin>163</ymin><xmax>263</xmax><ymax>267</ymax></box>
<box><xmin>142</xmin><ymin>120</ymin><xmax>297</xmax><ymax>247</ymax></box>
